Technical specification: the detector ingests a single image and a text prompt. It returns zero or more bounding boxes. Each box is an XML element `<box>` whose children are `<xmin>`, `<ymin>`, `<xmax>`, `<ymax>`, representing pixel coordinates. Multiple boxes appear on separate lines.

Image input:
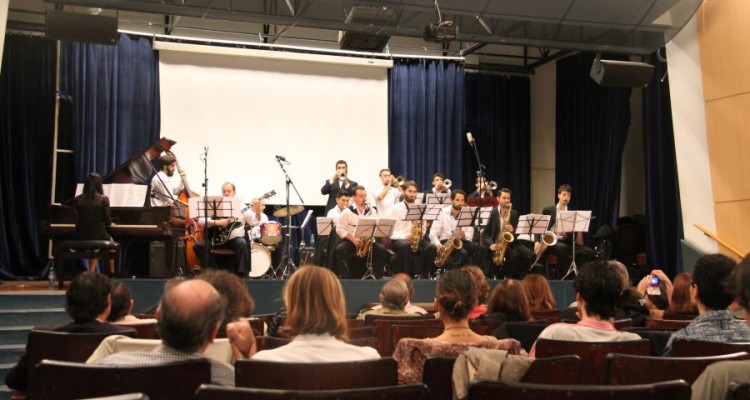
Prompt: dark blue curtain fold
<box><xmin>0</xmin><ymin>35</ymin><xmax>56</xmax><ymax>278</ymax></box>
<box><xmin>388</xmin><ymin>59</ymin><xmax>465</xmax><ymax>191</ymax></box>
<box><xmin>60</xmin><ymin>33</ymin><xmax>161</xmax><ymax>186</ymax></box>
<box><xmin>555</xmin><ymin>53</ymin><xmax>632</xmax><ymax>240</ymax></box>
<box><xmin>642</xmin><ymin>52</ymin><xmax>683</xmax><ymax>275</ymax></box>
<box><xmin>464</xmin><ymin>73</ymin><xmax>531</xmax><ymax>213</ymax></box>
<box><xmin>0</xmin><ymin>33</ymin><xmax>161</xmax><ymax>278</ymax></box>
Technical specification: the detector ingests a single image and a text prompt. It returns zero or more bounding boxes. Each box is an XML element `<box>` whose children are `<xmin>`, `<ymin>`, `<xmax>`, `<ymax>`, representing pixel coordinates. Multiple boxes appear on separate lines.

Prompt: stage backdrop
<box><xmin>158</xmin><ymin>44</ymin><xmax>390</xmax><ymax>206</ymax></box>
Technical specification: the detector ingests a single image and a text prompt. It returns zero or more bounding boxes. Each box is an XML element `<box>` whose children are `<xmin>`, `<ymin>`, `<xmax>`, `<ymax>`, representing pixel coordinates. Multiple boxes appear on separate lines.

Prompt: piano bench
<box><xmin>54</xmin><ymin>240</ymin><xmax>121</xmax><ymax>288</ymax></box>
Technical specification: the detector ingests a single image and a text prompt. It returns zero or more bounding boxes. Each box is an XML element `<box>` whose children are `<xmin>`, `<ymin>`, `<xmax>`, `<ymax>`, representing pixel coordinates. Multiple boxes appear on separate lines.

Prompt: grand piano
<box><xmin>40</xmin><ymin>138</ymin><xmax>181</xmax><ymax>277</ymax></box>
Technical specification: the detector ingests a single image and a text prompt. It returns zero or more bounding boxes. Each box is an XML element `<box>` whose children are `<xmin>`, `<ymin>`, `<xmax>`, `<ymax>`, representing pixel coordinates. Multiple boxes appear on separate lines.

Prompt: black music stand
<box><xmin>558</xmin><ymin>210</ymin><xmax>592</xmax><ymax>280</ymax></box>
<box><xmin>354</xmin><ymin>216</ymin><xmax>395</xmax><ymax>280</ymax></box>
<box><xmin>425</xmin><ymin>193</ymin><xmax>450</xmax><ymax>206</ymax></box>
<box><xmin>518</xmin><ymin>214</ymin><xmax>551</xmax><ymax>272</ymax></box>
<box><xmin>403</xmin><ymin>203</ymin><xmax>430</xmax><ymax>266</ymax></box>
<box><xmin>316</xmin><ymin>217</ymin><xmax>336</xmax><ymax>269</ymax></box>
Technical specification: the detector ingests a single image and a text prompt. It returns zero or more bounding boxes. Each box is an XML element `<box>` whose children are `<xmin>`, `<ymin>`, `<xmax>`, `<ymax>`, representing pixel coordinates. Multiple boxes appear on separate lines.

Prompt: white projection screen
<box><xmin>158</xmin><ymin>43</ymin><xmax>390</xmax><ymax>207</ymax></box>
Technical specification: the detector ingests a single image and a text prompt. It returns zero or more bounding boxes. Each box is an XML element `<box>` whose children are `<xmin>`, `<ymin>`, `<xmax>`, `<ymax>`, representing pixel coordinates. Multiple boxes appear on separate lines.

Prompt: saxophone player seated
<box><xmin>390</xmin><ymin>181</ymin><xmax>432</xmax><ymax>278</ymax></box>
<box><xmin>482</xmin><ymin>188</ymin><xmax>535</xmax><ymax>279</ymax></box>
<box><xmin>425</xmin><ymin>190</ymin><xmax>476</xmax><ymax>276</ymax></box>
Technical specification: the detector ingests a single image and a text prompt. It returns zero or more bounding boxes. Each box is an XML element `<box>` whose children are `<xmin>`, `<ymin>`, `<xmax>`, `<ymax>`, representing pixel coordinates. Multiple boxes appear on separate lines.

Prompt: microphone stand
<box><xmin>200</xmin><ymin>147</ymin><xmax>209</xmax><ymax>272</ymax></box>
<box><xmin>275</xmin><ymin>157</ymin><xmax>304</xmax><ymax>279</ymax></box>
<box><xmin>467</xmin><ymin>134</ymin><xmax>487</xmax><ymax>250</ymax></box>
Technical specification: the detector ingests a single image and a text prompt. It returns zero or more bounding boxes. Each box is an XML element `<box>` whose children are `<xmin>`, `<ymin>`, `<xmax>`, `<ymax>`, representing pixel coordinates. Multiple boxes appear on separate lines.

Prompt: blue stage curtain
<box><xmin>388</xmin><ymin>59</ymin><xmax>465</xmax><ymax>191</ymax></box>
<box><xmin>555</xmin><ymin>53</ymin><xmax>632</xmax><ymax>241</ymax></box>
<box><xmin>464</xmin><ymin>72</ymin><xmax>531</xmax><ymax>213</ymax></box>
<box><xmin>60</xmin><ymin>33</ymin><xmax>160</xmax><ymax>185</ymax></box>
<box><xmin>0</xmin><ymin>35</ymin><xmax>56</xmax><ymax>278</ymax></box>
<box><xmin>642</xmin><ymin>51</ymin><xmax>683</xmax><ymax>275</ymax></box>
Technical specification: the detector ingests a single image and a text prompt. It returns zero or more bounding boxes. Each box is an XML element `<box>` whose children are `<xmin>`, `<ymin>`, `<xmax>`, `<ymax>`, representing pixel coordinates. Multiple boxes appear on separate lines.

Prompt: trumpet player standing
<box><xmin>426</xmin><ymin>190</ymin><xmax>475</xmax><ymax>276</ymax></box>
<box><xmin>334</xmin><ymin>186</ymin><xmax>389</xmax><ymax>279</ymax></box>
<box><xmin>390</xmin><ymin>181</ymin><xmax>431</xmax><ymax>277</ymax></box>
<box><xmin>483</xmin><ymin>188</ymin><xmax>535</xmax><ymax>279</ymax></box>
<box><xmin>539</xmin><ymin>184</ymin><xmax>595</xmax><ymax>279</ymax></box>
<box><xmin>321</xmin><ymin>160</ymin><xmax>358</xmax><ymax>214</ymax></box>
<box><xmin>371</xmin><ymin>168</ymin><xmax>401</xmax><ymax>217</ymax></box>
<box><xmin>431</xmin><ymin>172</ymin><xmax>451</xmax><ymax>195</ymax></box>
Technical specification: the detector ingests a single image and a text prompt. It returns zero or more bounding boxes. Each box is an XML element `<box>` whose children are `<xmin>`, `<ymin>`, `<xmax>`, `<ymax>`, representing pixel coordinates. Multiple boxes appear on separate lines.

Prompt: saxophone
<box><xmin>531</xmin><ymin>221</ymin><xmax>558</xmax><ymax>268</ymax></box>
<box><xmin>410</xmin><ymin>221</ymin><xmax>424</xmax><ymax>253</ymax></box>
<box><xmin>357</xmin><ymin>237</ymin><xmax>373</xmax><ymax>257</ymax></box>
<box><xmin>434</xmin><ymin>229</ymin><xmax>463</xmax><ymax>268</ymax></box>
<box><xmin>492</xmin><ymin>203</ymin><xmax>515</xmax><ymax>265</ymax></box>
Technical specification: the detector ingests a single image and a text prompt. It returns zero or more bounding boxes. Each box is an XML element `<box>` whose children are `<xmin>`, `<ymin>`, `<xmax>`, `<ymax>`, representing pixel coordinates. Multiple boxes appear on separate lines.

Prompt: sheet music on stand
<box><xmin>75</xmin><ymin>183</ymin><xmax>149</xmax><ymax>207</ymax></box>
<box><xmin>456</xmin><ymin>206</ymin><xmax>478</xmax><ymax>228</ymax></box>
<box><xmin>425</xmin><ymin>193</ymin><xmax>450</xmax><ymax>206</ymax></box>
<box><xmin>470</xmin><ymin>206</ymin><xmax>494</xmax><ymax>229</ymax></box>
<box><xmin>558</xmin><ymin>210</ymin><xmax>593</xmax><ymax>280</ymax></box>
<box><xmin>188</xmin><ymin>196</ymin><xmax>243</xmax><ymax>220</ymax></box>
<box><xmin>517</xmin><ymin>214</ymin><xmax>551</xmax><ymax>237</ymax></box>
<box><xmin>316</xmin><ymin>217</ymin><xmax>335</xmax><ymax>237</ymax></box>
<box><xmin>403</xmin><ymin>204</ymin><xmax>427</xmax><ymax>222</ymax></box>
<box><xmin>170</xmin><ymin>205</ymin><xmax>186</xmax><ymax>219</ymax></box>
<box><xmin>356</xmin><ymin>216</ymin><xmax>396</xmax><ymax>239</ymax></box>
<box><xmin>414</xmin><ymin>193</ymin><xmax>425</xmax><ymax>204</ymax></box>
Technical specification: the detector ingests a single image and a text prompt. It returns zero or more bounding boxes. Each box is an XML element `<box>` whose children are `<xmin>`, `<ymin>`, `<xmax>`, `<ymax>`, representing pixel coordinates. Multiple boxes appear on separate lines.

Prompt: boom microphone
<box><xmin>466</xmin><ymin>132</ymin><xmax>474</xmax><ymax>144</ymax></box>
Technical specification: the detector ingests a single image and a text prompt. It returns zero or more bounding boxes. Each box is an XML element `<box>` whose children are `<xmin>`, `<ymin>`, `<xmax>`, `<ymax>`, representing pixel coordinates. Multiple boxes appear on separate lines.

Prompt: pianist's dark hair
<box><xmin>82</xmin><ymin>173</ymin><xmax>104</xmax><ymax>198</ymax></box>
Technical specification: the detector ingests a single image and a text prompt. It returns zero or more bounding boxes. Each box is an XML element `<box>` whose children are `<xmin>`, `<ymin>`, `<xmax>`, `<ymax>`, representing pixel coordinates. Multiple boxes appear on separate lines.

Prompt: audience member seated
<box><xmin>108</xmin><ymin>281</ymin><xmax>157</xmax><ymax>325</ymax></box>
<box><xmin>463</xmin><ymin>265</ymin><xmax>489</xmax><ymax>319</ymax></box>
<box><xmin>252</xmin><ymin>265</ymin><xmax>379</xmax><ymax>362</ymax></box>
<box><xmin>636</xmin><ymin>269</ymin><xmax>671</xmax><ymax>317</ymax></box>
<box><xmin>617</xmin><ymin>288</ymin><xmax>651</xmax><ymax>327</ymax></box>
<box><xmin>357</xmin><ymin>279</ymin><xmax>422</xmax><ymax>320</ymax></box>
<box><xmin>664</xmin><ymin>272</ymin><xmax>699</xmax><ymax>318</ymax></box>
<box><xmin>482</xmin><ymin>279</ymin><xmax>531</xmax><ymax>323</ymax></box>
<box><xmin>521</xmin><ymin>274</ymin><xmax>556</xmax><ymax>313</ymax></box>
<box><xmin>393</xmin><ymin>269</ymin><xmax>524</xmax><ymax>384</ymax></box>
<box><xmin>691</xmin><ymin>253</ymin><xmax>750</xmax><ymax>400</ymax></box>
<box><xmin>96</xmin><ymin>279</ymin><xmax>254</xmax><ymax>386</ymax></box>
<box><xmin>529</xmin><ymin>260</ymin><xmax>640</xmax><ymax>357</ymax></box>
<box><xmin>664</xmin><ymin>254</ymin><xmax>750</xmax><ymax>355</ymax></box>
<box><xmin>558</xmin><ymin>260</ymin><xmax>630</xmax><ymax>322</ymax></box>
<box><xmin>4</xmin><ymin>272</ymin><xmax>135</xmax><ymax>392</ymax></box>
<box><xmin>196</xmin><ymin>269</ymin><xmax>255</xmax><ymax>335</ymax></box>
<box><xmin>367</xmin><ymin>273</ymin><xmax>428</xmax><ymax>315</ymax></box>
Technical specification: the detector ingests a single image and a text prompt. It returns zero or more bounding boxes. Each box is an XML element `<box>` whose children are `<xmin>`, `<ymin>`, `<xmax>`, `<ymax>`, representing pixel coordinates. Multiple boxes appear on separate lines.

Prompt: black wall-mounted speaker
<box><xmin>590</xmin><ymin>59</ymin><xmax>655</xmax><ymax>87</ymax></box>
<box><xmin>45</xmin><ymin>11</ymin><xmax>118</xmax><ymax>45</ymax></box>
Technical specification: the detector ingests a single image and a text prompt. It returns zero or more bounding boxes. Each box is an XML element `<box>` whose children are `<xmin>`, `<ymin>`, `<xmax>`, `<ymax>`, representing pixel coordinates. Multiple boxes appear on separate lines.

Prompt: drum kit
<box><xmin>247</xmin><ymin>205</ymin><xmax>305</xmax><ymax>278</ymax></box>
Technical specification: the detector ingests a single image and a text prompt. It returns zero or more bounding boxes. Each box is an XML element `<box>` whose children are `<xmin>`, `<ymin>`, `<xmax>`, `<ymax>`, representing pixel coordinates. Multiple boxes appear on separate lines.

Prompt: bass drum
<box><xmin>248</xmin><ymin>243</ymin><xmax>272</xmax><ymax>278</ymax></box>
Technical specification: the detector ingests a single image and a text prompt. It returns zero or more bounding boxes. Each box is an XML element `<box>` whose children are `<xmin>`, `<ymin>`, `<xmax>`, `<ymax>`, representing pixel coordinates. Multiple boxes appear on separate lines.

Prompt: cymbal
<box><xmin>273</xmin><ymin>205</ymin><xmax>304</xmax><ymax>217</ymax></box>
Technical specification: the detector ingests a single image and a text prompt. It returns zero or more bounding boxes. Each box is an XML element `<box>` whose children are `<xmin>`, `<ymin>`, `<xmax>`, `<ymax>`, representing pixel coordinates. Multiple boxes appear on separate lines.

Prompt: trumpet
<box><xmin>393</xmin><ymin>175</ymin><xmax>405</xmax><ymax>188</ymax></box>
<box><xmin>443</xmin><ymin>179</ymin><xmax>452</xmax><ymax>189</ymax></box>
<box><xmin>487</xmin><ymin>181</ymin><xmax>498</xmax><ymax>191</ymax></box>
<box><xmin>338</xmin><ymin>173</ymin><xmax>347</xmax><ymax>182</ymax></box>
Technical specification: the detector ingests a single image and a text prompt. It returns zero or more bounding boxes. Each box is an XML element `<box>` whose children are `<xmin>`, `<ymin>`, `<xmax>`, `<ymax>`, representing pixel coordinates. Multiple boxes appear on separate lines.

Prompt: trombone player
<box><xmin>482</xmin><ymin>188</ymin><xmax>535</xmax><ymax>279</ymax></box>
<box><xmin>538</xmin><ymin>184</ymin><xmax>595</xmax><ymax>279</ymax></box>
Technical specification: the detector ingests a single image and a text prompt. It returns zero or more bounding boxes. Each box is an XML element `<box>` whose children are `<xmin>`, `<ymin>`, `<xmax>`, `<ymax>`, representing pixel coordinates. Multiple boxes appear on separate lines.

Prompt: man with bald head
<box><xmin>98</xmin><ymin>279</ymin><xmax>255</xmax><ymax>385</ymax></box>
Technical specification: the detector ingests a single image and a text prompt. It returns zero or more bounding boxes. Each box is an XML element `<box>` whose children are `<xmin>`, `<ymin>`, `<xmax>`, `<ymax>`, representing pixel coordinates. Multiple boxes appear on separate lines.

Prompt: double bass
<box><xmin>166</xmin><ymin>150</ymin><xmax>203</xmax><ymax>270</ymax></box>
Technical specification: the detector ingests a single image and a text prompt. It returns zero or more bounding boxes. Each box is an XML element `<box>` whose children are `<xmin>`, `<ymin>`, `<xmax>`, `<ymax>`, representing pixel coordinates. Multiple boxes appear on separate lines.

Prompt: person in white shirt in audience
<box><xmin>252</xmin><ymin>265</ymin><xmax>380</xmax><ymax>362</ymax></box>
<box><xmin>529</xmin><ymin>260</ymin><xmax>640</xmax><ymax>357</ymax></box>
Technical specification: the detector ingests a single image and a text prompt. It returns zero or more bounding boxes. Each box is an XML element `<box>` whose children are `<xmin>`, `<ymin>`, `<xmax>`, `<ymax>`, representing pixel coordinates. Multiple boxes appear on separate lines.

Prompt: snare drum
<box><xmin>248</xmin><ymin>243</ymin><xmax>272</xmax><ymax>278</ymax></box>
<box><xmin>260</xmin><ymin>221</ymin><xmax>282</xmax><ymax>245</ymax></box>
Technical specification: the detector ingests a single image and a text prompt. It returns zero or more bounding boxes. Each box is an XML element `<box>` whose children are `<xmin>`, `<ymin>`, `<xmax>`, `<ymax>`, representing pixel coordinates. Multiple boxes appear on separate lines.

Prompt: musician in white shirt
<box><xmin>425</xmin><ymin>190</ymin><xmax>475</xmax><ymax>274</ymax></box>
<box><xmin>334</xmin><ymin>186</ymin><xmax>389</xmax><ymax>279</ymax></box>
<box><xmin>326</xmin><ymin>191</ymin><xmax>350</xmax><ymax>221</ymax></box>
<box><xmin>390</xmin><ymin>181</ymin><xmax>430</xmax><ymax>277</ymax></box>
<box><xmin>150</xmin><ymin>154</ymin><xmax>184</xmax><ymax>207</ymax></box>
<box><xmin>370</xmin><ymin>168</ymin><xmax>400</xmax><ymax>217</ymax></box>
<box><xmin>193</xmin><ymin>182</ymin><xmax>255</xmax><ymax>277</ymax></box>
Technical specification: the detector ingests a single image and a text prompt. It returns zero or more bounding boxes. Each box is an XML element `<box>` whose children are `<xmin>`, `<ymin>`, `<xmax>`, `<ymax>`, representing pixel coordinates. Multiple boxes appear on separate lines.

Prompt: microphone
<box><xmin>275</xmin><ymin>155</ymin><xmax>286</xmax><ymax>161</ymax></box>
<box><xmin>466</xmin><ymin>132</ymin><xmax>474</xmax><ymax>144</ymax></box>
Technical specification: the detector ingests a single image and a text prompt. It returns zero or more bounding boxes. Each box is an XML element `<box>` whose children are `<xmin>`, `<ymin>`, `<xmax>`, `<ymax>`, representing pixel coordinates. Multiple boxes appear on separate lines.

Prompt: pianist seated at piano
<box><xmin>193</xmin><ymin>182</ymin><xmax>260</xmax><ymax>278</ymax></box>
<box><xmin>69</xmin><ymin>173</ymin><xmax>117</xmax><ymax>276</ymax></box>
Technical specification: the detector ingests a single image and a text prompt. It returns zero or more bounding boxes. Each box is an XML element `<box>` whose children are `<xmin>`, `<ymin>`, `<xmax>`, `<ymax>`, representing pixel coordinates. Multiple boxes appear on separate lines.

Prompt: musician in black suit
<box><xmin>539</xmin><ymin>184</ymin><xmax>595</xmax><ymax>279</ymax></box>
<box><xmin>321</xmin><ymin>160</ymin><xmax>358</xmax><ymax>213</ymax></box>
<box><xmin>194</xmin><ymin>182</ymin><xmax>258</xmax><ymax>277</ymax></box>
<box><xmin>483</xmin><ymin>188</ymin><xmax>535</xmax><ymax>279</ymax></box>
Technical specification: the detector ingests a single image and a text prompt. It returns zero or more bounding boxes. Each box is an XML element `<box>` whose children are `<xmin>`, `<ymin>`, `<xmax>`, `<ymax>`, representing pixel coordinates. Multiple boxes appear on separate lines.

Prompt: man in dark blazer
<box><xmin>483</xmin><ymin>188</ymin><xmax>535</xmax><ymax>279</ymax></box>
<box><xmin>5</xmin><ymin>272</ymin><xmax>135</xmax><ymax>391</ymax></box>
<box><xmin>539</xmin><ymin>184</ymin><xmax>594</xmax><ymax>279</ymax></box>
<box><xmin>321</xmin><ymin>160</ymin><xmax>358</xmax><ymax>213</ymax></box>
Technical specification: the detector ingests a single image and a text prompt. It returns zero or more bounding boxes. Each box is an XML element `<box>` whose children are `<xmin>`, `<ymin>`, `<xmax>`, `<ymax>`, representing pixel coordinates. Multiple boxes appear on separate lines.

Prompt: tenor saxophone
<box><xmin>434</xmin><ymin>230</ymin><xmax>463</xmax><ymax>268</ymax></box>
<box><xmin>492</xmin><ymin>203</ymin><xmax>515</xmax><ymax>265</ymax></box>
<box><xmin>357</xmin><ymin>237</ymin><xmax>373</xmax><ymax>257</ymax></box>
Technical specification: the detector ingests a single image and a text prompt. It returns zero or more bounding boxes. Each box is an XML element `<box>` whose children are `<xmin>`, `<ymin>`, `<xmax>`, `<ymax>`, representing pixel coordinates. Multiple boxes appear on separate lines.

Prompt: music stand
<box><xmin>189</xmin><ymin>196</ymin><xmax>242</xmax><ymax>271</ymax></box>
<box><xmin>316</xmin><ymin>217</ymin><xmax>336</xmax><ymax>269</ymax></box>
<box><xmin>558</xmin><ymin>210</ymin><xmax>593</xmax><ymax>280</ymax></box>
<box><xmin>425</xmin><ymin>193</ymin><xmax>450</xmax><ymax>206</ymax></box>
<box><xmin>355</xmin><ymin>217</ymin><xmax>395</xmax><ymax>280</ymax></box>
<box><xmin>518</xmin><ymin>214</ymin><xmax>551</xmax><ymax>272</ymax></box>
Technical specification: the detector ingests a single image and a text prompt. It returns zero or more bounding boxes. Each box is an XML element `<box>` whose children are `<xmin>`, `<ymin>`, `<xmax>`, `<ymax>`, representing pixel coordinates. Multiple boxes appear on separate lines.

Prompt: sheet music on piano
<box><xmin>75</xmin><ymin>183</ymin><xmax>149</xmax><ymax>207</ymax></box>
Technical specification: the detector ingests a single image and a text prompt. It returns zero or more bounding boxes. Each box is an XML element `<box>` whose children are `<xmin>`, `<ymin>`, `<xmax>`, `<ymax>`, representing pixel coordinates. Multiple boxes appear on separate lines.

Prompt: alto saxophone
<box><xmin>492</xmin><ymin>203</ymin><xmax>515</xmax><ymax>265</ymax></box>
<box><xmin>357</xmin><ymin>237</ymin><xmax>373</xmax><ymax>257</ymax></box>
<box><xmin>434</xmin><ymin>229</ymin><xmax>463</xmax><ymax>268</ymax></box>
<box><xmin>410</xmin><ymin>221</ymin><xmax>424</xmax><ymax>253</ymax></box>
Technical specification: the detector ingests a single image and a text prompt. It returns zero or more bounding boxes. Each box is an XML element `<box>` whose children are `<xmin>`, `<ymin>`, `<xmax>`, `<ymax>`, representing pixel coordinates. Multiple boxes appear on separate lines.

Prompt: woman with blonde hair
<box><xmin>521</xmin><ymin>274</ymin><xmax>557</xmax><ymax>312</ymax></box>
<box><xmin>393</xmin><ymin>270</ymin><xmax>523</xmax><ymax>383</ymax></box>
<box><xmin>252</xmin><ymin>265</ymin><xmax>379</xmax><ymax>362</ymax></box>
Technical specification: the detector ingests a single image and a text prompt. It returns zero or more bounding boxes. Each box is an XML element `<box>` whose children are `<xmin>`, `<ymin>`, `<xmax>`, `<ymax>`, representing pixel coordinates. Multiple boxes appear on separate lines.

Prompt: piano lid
<box><xmin>104</xmin><ymin>137</ymin><xmax>176</xmax><ymax>185</ymax></box>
